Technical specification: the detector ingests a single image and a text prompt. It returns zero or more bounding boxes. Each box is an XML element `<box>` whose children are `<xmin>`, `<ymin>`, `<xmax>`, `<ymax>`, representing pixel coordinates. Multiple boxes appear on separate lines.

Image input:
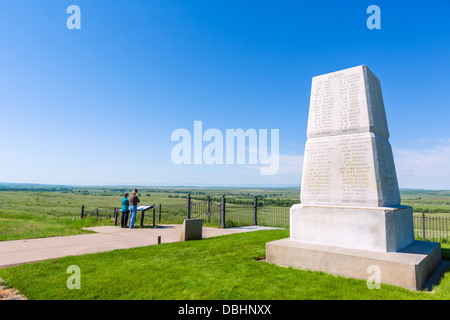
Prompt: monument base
<box><xmin>290</xmin><ymin>204</ymin><xmax>415</xmax><ymax>252</ymax></box>
<box><xmin>266</xmin><ymin>238</ymin><xmax>441</xmax><ymax>291</ymax></box>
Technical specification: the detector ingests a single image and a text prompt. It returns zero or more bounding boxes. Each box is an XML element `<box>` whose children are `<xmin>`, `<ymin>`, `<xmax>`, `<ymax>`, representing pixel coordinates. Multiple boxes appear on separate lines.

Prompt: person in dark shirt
<box><xmin>128</xmin><ymin>189</ymin><xmax>140</xmax><ymax>228</ymax></box>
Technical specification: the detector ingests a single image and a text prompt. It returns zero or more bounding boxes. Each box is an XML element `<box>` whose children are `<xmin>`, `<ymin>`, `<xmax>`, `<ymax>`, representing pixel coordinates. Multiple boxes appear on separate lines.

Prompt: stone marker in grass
<box><xmin>180</xmin><ymin>219</ymin><xmax>203</xmax><ymax>241</ymax></box>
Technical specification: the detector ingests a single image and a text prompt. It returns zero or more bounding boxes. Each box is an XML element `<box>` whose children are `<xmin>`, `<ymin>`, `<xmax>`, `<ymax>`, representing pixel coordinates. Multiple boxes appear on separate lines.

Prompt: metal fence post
<box><xmin>158</xmin><ymin>204</ymin><xmax>161</xmax><ymax>223</ymax></box>
<box><xmin>114</xmin><ymin>208</ymin><xmax>118</xmax><ymax>226</ymax></box>
<box><xmin>221</xmin><ymin>195</ymin><xmax>226</xmax><ymax>228</ymax></box>
<box><xmin>187</xmin><ymin>194</ymin><xmax>191</xmax><ymax>219</ymax></box>
<box><xmin>253</xmin><ymin>196</ymin><xmax>258</xmax><ymax>226</ymax></box>
<box><xmin>96</xmin><ymin>209</ymin><xmax>99</xmax><ymax>219</ymax></box>
<box><xmin>80</xmin><ymin>205</ymin><xmax>84</xmax><ymax>219</ymax></box>
<box><xmin>207</xmin><ymin>195</ymin><xmax>211</xmax><ymax>223</ymax></box>
<box><xmin>153</xmin><ymin>206</ymin><xmax>156</xmax><ymax>227</ymax></box>
<box><xmin>422</xmin><ymin>212</ymin><xmax>426</xmax><ymax>240</ymax></box>
<box><xmin>140</xmin><ymin>210</ymin><xmax>145</xmax><ymax>228</ymax></box>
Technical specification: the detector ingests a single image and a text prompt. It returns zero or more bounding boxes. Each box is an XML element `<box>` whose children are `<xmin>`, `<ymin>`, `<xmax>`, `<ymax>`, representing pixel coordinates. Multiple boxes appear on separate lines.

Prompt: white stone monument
<box><xmin>266</xmin><ymin>65</ymin><xmax>442</xmax><ymax>290</ymax></box>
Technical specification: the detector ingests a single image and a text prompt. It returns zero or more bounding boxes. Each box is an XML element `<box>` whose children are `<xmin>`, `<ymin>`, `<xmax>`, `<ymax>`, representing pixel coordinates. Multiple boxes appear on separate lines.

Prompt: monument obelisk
<box><xmin>266</xmin><ymin>65</ymin><xmax>442</xmax><ymax>290</ymax></box>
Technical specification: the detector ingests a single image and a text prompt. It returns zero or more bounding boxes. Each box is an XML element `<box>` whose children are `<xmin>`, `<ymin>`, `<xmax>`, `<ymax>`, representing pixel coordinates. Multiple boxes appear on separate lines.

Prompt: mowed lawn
<box><xmin>1</xmin><ymin>229</ymin><xmax>449</xmax><ymax>300</ymax></box>
<box><xmin>0</xmin><ymin>211</ymin><xmax>113</xmax><ymax>241</ymax></box>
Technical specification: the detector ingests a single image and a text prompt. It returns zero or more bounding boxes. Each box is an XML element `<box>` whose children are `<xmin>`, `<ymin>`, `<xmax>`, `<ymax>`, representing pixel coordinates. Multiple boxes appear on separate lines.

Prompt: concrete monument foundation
<box><xmin>266</xmin><ymin>238</ymin><xmax>441</xmax><ymax>291</ymax></box>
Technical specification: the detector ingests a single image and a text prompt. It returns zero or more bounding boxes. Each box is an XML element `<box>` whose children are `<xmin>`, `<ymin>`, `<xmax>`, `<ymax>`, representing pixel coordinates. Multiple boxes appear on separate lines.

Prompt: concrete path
<box><xmin>0</xmin><ymin>225</ymin><xmax>282</xmax><ymax>269</ymax></box>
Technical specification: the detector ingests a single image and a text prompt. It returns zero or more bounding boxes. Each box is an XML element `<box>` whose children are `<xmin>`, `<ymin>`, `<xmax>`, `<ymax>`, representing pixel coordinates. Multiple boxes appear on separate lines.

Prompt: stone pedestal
<box><xmin>290</xmin><ymin>204</ymin><xmax>414</xmax><ymax>252</ymax></box>
<box><xmin>266</xmin><ymin>238</ymin><xmax>441</xmax><ymax>291</ymax></box>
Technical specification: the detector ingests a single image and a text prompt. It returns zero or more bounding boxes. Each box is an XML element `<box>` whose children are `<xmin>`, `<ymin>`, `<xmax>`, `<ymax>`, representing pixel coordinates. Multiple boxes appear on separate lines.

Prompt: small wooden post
<box><xmin>158</xmin><ymin>236</ymin><xmax>161</xmax><ymax>244</ymax></box>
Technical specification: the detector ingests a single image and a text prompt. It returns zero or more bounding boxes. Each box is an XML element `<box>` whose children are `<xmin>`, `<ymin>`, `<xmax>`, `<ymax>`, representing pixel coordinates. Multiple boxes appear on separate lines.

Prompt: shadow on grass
<box><xmin>139</xmin><ymin>225</ymin><xmax>175</xmax><ymax>229</ymax></box>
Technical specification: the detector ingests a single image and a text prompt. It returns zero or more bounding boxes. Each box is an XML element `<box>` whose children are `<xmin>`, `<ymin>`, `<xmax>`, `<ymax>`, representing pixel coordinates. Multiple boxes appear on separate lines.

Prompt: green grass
<box><xmin>1</xmin><ymin>229</ymin><xmax>449</xmax><ymax>300</ymax></box>
<box><xmin>0</xmin><ymin>210</ymin><xmax>114</xmax><ymax>241</ymax></box>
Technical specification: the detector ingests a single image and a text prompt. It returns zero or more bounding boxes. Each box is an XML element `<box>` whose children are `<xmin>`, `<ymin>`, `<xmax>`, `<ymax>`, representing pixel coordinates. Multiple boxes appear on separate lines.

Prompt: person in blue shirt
<box><xmin>120</xmin><ymin>192</ymin><xmax>130</xmax><ymax>228</ymax></box>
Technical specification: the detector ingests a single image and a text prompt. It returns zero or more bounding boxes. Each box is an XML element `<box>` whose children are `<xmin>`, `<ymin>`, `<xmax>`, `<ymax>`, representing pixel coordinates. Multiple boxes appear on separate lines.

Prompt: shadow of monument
<box><xmin>423</xmin><ymin>260</ymin><xmax>450</xmax><ymax>291</ymax></box>
<box><xmin>441</xmin><ymin>247</ymin><xmax>450</xmax><ymax>260</ymax></box>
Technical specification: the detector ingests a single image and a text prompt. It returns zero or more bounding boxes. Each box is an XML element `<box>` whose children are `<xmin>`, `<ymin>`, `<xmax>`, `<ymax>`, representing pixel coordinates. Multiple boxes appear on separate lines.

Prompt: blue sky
<box><xmin>0</xmin><ymin>1</ymin><xmax>449</xmax><ymax>188</ymax></box>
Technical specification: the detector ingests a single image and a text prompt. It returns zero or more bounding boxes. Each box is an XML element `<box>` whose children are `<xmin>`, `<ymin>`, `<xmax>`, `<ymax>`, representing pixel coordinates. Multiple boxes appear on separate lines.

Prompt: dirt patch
<box><xmin>0</xmin><ymin>279</ymin><xmax>26</xmax><ymax>300</ymax></box>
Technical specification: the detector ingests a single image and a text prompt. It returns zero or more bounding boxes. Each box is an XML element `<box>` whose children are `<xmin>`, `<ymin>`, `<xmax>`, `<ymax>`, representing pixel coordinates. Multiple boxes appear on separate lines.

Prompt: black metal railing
<box><xmin>414</xmin><ymin>212</ymin><xmax>449</xmax><ymax>243</ymax></box>
<box><xmin>185</xmin><ymin>194</ymin><xmax>290</xmax><ymax>229</ymax></box>
<box><xmin>79</xmin><ymin>205</ymin><xmax>114</xmax><ymax>220</ymax></box>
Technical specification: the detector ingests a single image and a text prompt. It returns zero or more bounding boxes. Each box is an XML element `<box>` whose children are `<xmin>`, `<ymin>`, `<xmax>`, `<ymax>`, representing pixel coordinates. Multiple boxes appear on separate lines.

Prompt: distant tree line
<box><xmin>0</xmin><ymin>186</ymin><xmax>72</xmax><ymax>193</ymax></box>
<box><xmin>413</xmin><ymin>207</ymin><xmax>450</xmax><ymax>213</ymax></box>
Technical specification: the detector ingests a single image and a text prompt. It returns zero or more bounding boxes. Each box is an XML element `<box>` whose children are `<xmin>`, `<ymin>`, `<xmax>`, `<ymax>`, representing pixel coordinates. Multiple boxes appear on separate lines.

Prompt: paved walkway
<box><xmin>0</xmin><ymin>225</ymin><xmax>281</xmax><ymax>269</ymax></box>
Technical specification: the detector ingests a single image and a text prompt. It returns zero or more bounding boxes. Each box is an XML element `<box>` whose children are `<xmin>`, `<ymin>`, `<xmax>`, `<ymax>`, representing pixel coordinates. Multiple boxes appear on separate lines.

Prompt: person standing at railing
<box><xmin>120</xmin><ymin>193</ymin><xmax>130</xmax><ymax>228</ymax></box>
<box><xmin>128</xmin><ymin>189</ymin><xmax>141</xmax><ymax>229</ymax></box>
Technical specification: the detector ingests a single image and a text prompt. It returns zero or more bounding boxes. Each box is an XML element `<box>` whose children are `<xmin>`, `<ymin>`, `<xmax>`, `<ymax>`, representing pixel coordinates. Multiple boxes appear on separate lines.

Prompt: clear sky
<box><xmin>0</xmin><ymin>1</ymin><xmax>449</xmax><ymax>188</ymax></box>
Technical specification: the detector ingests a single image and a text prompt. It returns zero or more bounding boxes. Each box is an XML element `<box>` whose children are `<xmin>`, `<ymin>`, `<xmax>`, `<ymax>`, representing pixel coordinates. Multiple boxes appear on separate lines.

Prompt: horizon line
<box><xmin>0</xmin><ymin>182</ymin><xmax>448</xmax><ymax>191</ymax></box>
